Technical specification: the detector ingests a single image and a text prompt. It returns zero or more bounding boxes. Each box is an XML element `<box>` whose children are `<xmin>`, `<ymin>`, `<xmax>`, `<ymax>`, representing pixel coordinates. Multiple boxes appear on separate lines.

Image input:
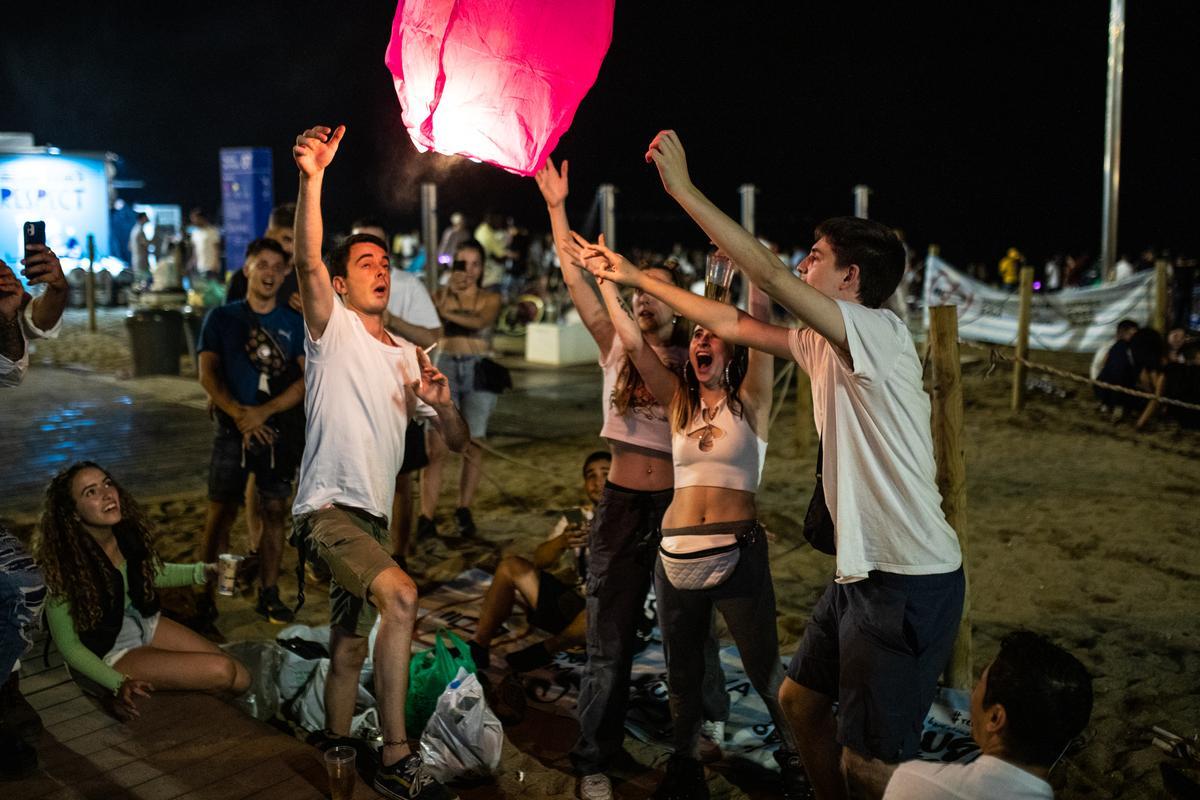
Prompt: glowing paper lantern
<box><xmin>385</xmin><ymin>0</ymin><xmax>614</xmax><ymax>176</ymax></box>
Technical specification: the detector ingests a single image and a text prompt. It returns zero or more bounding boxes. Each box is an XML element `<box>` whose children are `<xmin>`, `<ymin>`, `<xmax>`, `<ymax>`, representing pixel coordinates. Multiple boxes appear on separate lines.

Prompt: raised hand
<box><xmin>293</xmin><ymin>125</ymin><xmax>346</xmax><ymax>177</ymax></box>
<box><xmin>534</xmin><ymin>157</ymin><xmax>569</xmax><ymax>207</ymax></box>
<box><xmin>570</xmin><ymin>232</ymin><xmax>641</xmax><ymax>288</ymax></box>
<box><xmin>20</xmin><ymin>245</ymin><xmax>67</xmax><ymax>291</ymax></box>
<box><xmin>414</xmin><ymin>347</ymin><xmax>452</xmax><ymax>407</ymax></box>
<box><xmin>0</xmin><ymin>261</ymin><xmax>23</xmax><ymax>319</ymax></box>
<box><xmin>645</xmin><ymin>129</ymin><xmax>693</xmax><ymax>198</ymax></box>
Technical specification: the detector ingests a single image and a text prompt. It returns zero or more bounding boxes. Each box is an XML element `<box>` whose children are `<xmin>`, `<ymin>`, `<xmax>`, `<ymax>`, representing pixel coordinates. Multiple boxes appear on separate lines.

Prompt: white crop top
<box><xmin>599</xmin><ymin>334</ymin><xmax>684</xmax><ymax>454</ymax></box>
<box><xmin>672</xmin><ymin>397</ymin><xmax>767</xmax><ymax>492</ymax></box>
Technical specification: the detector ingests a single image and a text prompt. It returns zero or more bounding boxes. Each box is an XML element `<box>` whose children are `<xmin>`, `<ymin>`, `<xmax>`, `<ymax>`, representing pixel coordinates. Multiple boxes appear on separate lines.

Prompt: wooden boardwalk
<box><xmin>10</xmin><ymin>640</ymin><xmax>378</xmax><ymax>800</ymax></box>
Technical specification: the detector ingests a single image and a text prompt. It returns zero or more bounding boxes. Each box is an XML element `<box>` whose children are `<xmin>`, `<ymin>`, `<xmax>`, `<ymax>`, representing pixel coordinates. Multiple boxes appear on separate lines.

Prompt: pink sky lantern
<box><xmin>385</xmin><ymin>0</ymin><xmax>614</xmax><ymax>176</ymax></box>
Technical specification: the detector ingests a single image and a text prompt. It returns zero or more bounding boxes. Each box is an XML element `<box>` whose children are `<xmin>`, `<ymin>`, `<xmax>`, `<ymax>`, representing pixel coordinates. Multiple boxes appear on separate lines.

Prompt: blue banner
<box><xmin>219</xmin><ymin>147</ymin><xmax>273</xmax><ymax>276</ymax></box>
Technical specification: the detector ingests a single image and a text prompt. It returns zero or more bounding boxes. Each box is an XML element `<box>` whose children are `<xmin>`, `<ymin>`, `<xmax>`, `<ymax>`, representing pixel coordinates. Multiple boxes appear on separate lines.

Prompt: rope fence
<box><xmin>957</xmin><ymin>340</ymin><xmax>1200</xmax><ymax>413</ymax></box>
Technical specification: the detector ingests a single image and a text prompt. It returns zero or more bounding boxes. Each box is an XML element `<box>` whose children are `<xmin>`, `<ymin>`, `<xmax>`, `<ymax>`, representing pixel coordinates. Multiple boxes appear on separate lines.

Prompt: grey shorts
<box><xmin>103</xmin><ymin>609</ymin><xmax>161</xmax><ymax>667</ymax></box>
<box><xmin>787</xmin><ymin>568</ymin><xmax>965</xmax><ymax>761</ymax></box>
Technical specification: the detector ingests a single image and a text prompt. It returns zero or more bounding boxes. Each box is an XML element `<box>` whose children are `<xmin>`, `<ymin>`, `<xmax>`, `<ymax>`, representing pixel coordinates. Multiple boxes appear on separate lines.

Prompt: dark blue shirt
<box><xmin>198</xmin><ymin>301</ymin><xmax>305</xmax><ymax>406</ymax></box>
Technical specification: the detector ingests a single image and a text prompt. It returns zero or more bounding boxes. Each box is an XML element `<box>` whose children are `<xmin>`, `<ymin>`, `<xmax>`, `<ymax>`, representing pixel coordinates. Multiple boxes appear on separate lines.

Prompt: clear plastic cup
<box><xmin>704</xmin><ymin>251</ymin><xmax>735</xmax><ymax>303</ymax></box>
<box><xmin>324</xmin><ymin>745</ymin><xmax>356</xmax><ymax>800</ymax></box>
<box><xmin>216</xmin><ymin>554</ymin><xmax>243</xmax><ymax>597</ymax></box>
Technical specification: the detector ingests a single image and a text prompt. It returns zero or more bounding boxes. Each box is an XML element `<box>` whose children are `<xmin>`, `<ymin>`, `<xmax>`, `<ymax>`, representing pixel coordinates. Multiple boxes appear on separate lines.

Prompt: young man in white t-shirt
<box><xmin>291</xmin><ymin>124</ymin><xmax>469</xmax><ymax>800</ymax></box>
<box><xmin>576</xmin><ymin>130</ymin><xmax>965</xmax><ymax>800</ymax></box>
<box><xmin>882</xmin><ymin>631</ymin><xmax>1092</xmax><ymax>800</ymax></box>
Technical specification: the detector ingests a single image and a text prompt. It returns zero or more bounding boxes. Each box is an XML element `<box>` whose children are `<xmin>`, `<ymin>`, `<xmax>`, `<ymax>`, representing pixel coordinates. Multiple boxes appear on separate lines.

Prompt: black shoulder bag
<box><xmin>802</xmin><ymin>439</ymin><xmax>837</xmax><ymax>555</ymax></box>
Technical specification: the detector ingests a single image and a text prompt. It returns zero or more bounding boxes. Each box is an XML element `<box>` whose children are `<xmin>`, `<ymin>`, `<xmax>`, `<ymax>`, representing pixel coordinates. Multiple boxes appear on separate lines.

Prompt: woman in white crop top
<box><xmin>536</xmin><ymin>161</ymin><xmax>728</xmax><ymax>781</ymax></box>
<box><xmin>588</xmin><ymin>243</ymin><xmax>802</xmax><ymax>794</ymax></box>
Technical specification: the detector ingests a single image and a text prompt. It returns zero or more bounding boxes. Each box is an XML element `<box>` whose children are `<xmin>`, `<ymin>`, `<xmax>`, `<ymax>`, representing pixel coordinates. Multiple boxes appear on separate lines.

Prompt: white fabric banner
<box><xmin>923</xmin><ymin>254</ymin><xmax>1155</xmax><ymax>352</ymax></box>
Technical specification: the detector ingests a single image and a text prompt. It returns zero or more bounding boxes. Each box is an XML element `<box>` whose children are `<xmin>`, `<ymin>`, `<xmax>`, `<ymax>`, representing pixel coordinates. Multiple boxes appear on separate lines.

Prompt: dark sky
<box><xmin>2</xmin><ymin>2</ymin><xmax>1196</xmax><ymax>266</ymax></box>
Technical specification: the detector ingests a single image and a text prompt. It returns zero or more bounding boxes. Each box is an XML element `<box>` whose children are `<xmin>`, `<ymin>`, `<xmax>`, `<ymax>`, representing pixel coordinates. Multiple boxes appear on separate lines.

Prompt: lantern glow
<box><xmin>385</xmin><ymin>0</ymin><xmax>615</xmax><ymax>176</ymax></box>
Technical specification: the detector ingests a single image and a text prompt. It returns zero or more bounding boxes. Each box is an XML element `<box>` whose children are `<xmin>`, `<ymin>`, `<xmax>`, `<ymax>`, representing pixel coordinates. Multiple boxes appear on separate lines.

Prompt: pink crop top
<box><xmin>672</xmin><ymin>397</ymin><xmax>767</xmax><ymax>492</ymax></box>
<box><xmin>599</xmin><ymin>334</ymin><xmax>684</xmax><ymax>454</ymax></box>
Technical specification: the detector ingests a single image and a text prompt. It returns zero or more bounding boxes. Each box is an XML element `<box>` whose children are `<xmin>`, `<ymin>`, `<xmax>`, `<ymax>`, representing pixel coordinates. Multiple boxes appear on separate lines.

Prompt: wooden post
<box><xmin>86</xmin><ymin>234</ymin><xmax>97</xmax><ymax>333</ymax></box>
<box><xmin>1010</xmin><ymin>266</ymin><xmax>1034</xmax><ymax>413</ymax></box>
<box><xmin>794</xmin><ymin>364</ymin><xmax>812</xmax><ymax>454</ymax></box>
<box><xmin>929</xmin><ymin>305</ymin><xmax>971</xmax><ymax>689</ymax></box>
<box><xmin>1153</xmin><ymin>259</ymin><xmax>1169</xmax><ymax>333</ymax></box>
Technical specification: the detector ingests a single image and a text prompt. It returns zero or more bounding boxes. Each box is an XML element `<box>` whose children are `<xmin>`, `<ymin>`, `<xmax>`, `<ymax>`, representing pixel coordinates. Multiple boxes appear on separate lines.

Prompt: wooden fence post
<box><xmin>1010</xmin><ymin>266</ymin><xmax>1034</xmax><ymax>413</ymax></box>
<box><xmin>1153</xmin><ymin>259</ymin><xmax>1169</xmax><ymax>333</ymax></box>
<box><xmin>929</xmin><ymin>305</ymin><xmax>971</xmax><ymax>689</ymax></box>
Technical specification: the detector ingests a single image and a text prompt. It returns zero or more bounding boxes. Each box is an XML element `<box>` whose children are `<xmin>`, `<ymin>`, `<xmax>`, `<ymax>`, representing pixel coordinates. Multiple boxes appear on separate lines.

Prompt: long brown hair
<box><xmin>33</xmin><ymin>462</ymin><xmax>162</xmax><ymax>631</ymax></box>
<box><xmin>670</xmin><ymin>332</ymin><xmax>749</xmax><ymax>432</ymax></box>
<box><xmin>611</xmin><ymin>260</ymin><xmax>690</xmax><ymax>415</ymax></box>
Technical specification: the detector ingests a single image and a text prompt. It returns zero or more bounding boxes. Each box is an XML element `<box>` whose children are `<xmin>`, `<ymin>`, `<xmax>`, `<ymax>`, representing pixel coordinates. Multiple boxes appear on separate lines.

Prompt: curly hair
<box><xmin>33</xmin><ymin>462</ymin><xmax>162</xmax><ymax>632</ymax></box>
<box><xmin>610</xmin><ymin>261</ymin><xmax>690</xmax><ymax>416</ymax></box>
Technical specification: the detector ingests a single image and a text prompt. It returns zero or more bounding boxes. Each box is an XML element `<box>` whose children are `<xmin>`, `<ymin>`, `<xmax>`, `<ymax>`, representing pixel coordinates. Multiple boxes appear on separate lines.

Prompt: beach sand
<box><xmin>7</xmin><ymin>314</ymin><xmax>1197</xmax><ymax>798</ymax></box>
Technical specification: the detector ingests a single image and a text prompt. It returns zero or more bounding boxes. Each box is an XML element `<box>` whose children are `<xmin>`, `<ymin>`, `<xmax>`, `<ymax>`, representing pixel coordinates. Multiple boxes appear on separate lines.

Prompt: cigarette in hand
<box><xmin>423</xmin><ymin>342</ymin><xmax>438</xmax><ymax>354</ymax></box>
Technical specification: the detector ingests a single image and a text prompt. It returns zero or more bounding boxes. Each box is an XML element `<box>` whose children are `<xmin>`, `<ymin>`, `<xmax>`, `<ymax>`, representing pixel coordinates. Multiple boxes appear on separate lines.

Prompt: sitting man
<box><xmin>879</xmin><ymin>631</ymin><xmax>1093</xmax><ymax>800</ymax></box>
<box><xmin>468</xmin><ymin>451</ymin><xmax>610</xmax><ymax>673</ymax></box>
<box><xmin>0</xmin><ymin>245</ymin><xmax>67</xmax><ymax>388</ymax></box>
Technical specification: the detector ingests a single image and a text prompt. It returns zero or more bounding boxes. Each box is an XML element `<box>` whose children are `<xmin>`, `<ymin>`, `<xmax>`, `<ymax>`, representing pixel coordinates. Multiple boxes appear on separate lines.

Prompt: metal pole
<box><xmin>420</xmin><ymin>182</ymin><xmax>438</xmax><ymax>297</ymax></box>
<box><xmin>739</xmin><ymin>184</ymin><xmax>757</xmax><ymax>236</ymax></box>
<box><xmin>1153</xmin><ymin>259</ymin><xmax>1169</xmax><ymax>333</ymax></box>
<box><xmin>853</xmin><ymin>185</ymin><xmax>870</xmax><ymax>219</ymax></box>
<box><xmin>1011</xmin><ymin>266</ymin><xmax>1035</xmax><ymax>413</ymax></box>
<box><xmin>598</xmin><ymin>184</ymin><xmax>617</xmax><ymax>250</ymax></box>
<box><xmin>86</xmin><ymin>234</ymin><xmax>97</xmax><ymax>333</ymax></box>
<box><xmin>1101</xmin><ymin>0</ymin><xmax>1126</xmax><ymax>281</ymax></box>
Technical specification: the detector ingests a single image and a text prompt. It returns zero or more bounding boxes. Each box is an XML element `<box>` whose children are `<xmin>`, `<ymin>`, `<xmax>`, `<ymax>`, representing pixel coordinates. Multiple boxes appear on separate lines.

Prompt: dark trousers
<box><xmin>570</xmin><ymin>482</ymin><xmax>729</xmax><ymax>774</ymax></box>
<box><xmin>655</xmin><ymin>525</ymin><xmax>798</xmax><ymax>758</ymax></box>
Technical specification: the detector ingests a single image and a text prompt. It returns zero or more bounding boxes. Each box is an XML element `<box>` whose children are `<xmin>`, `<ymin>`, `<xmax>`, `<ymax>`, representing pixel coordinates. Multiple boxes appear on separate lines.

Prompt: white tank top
<box><xmin>672</xmin><ymin>397</ymin><xmax>767</xmax><ymax>492</ymax></box>
<box><xmin>599</xmin><ymin>333</ymin><xmax>684</xmax><ymax>454</ymax></box>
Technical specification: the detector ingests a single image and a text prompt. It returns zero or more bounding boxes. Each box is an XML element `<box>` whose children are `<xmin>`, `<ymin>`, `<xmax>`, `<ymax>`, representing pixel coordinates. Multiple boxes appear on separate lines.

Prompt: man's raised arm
<box><xmin>645</xmin><ymin>130</ymin><xmax>847</xmax><ymax>350</ymax></box>
<box><xmin>292</xmin><ymin>125</ymin><xmax>345</xmax><ymax>340</ymax></box>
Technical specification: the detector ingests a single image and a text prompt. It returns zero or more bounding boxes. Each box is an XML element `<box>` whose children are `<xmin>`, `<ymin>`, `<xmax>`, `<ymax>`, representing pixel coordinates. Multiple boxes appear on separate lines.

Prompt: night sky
<box><xmin>2</xmin><ymin>2</ymin><xmax>1197</xmax><ymax>267</ymax></box>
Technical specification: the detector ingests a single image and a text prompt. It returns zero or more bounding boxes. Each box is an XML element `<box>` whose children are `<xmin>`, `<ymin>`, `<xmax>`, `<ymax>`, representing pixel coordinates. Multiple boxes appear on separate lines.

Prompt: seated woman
<box><xmin>581</xmin><ymin>235</ymin><xmax>803</xmax><ymax>799</ymax></box>
<box><xmin>34</xmin><ymin>461</ymin><xmax>250</xmax><ymax>720</ymax></box>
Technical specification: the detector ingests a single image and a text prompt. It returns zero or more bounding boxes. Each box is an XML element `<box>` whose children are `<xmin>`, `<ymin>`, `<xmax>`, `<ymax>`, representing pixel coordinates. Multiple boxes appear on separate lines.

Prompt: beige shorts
<box><xmin>297</xmin><ymin>506</ymin><xmax>395</xmax><ymax>637</ymax></box>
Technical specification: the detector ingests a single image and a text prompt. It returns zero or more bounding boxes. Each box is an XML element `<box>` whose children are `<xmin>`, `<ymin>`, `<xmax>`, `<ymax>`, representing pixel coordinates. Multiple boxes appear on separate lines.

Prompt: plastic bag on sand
<box><xmin>406</xmin><ymin>628</ymin><xmax>476</xmax><ymax>735</ymax></box>
<box><xmin>291</xmin><ymin>659</ymin><xmax>379</xmax><ymax>739</ymax></box>
<box><xmin>221</xmin><ymin>640</ymin><xmax>284</xmax><ymax>721</ymax></box>
<box><xmin>419</xmin><ymin>667</ymin><xmax>502</xmax><ymax>783</ymax></box>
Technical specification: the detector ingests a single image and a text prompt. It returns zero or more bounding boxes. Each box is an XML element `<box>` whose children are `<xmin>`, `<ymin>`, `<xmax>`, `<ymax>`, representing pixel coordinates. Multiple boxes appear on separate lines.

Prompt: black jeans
<box><xmin>570</xmin><ymin>482</ymin><xmax>729</xmax><ymax>774</ymax></box>
<box><xmin>655</xmin><ymin>521</ymin><xmax>798</xmax><ymax>758</ymax></box>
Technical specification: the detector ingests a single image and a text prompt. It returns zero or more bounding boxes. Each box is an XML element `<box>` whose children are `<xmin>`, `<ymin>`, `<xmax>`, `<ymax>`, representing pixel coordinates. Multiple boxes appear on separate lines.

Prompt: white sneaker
<box><xmin>699</xmin><ymin>719</ymin><xmax>725</xmax><ymax>763</ymax></box>
<box><xmin>579</xmin><ymin>773</ymin><xmax>613</xmax><ymax>800</ymax></box>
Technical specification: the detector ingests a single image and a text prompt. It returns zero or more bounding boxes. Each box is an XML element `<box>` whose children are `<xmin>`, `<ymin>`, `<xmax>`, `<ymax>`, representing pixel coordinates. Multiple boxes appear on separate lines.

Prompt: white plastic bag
<box><xmin>419</xmin><ymin>667</ymin><xmax>503</xmax><ymax>782</ymax></box>
<box><xmin>290</xmin><ymin>659</ymin><xmax>378</xmax><ymax>736</ymax></box>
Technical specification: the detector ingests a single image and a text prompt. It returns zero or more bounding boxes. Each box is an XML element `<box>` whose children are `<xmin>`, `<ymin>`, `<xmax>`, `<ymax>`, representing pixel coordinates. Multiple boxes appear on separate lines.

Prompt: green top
<box><xmin>46</xmin><ymin>561</ymin><xmax>205</xmax><ymax>692</ymax></box>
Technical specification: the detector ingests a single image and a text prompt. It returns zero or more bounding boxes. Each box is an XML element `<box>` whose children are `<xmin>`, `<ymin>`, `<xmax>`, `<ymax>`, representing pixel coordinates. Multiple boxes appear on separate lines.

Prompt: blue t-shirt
<box><xmin>198</xmin><ymin>301</ymin><xmax>305</xmax><ymax>406</ymax></box>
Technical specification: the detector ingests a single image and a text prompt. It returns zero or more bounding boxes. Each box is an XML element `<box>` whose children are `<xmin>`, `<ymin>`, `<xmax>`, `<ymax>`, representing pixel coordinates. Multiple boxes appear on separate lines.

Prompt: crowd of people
<box><xmin>0</xmin><ymin>125</ymin><xmax>1111</xmax><ymax>800</ymax></box>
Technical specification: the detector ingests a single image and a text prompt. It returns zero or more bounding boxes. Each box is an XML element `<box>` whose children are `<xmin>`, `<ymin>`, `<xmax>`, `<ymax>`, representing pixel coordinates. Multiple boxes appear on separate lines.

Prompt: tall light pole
<box><xmin>421</xmin><ymin>183</ymin><xmax>438</xmax><ymax>295</ymax></box>
<box><xmin>598</xmin><ymin>184</ymin><xmax>617</xmax><ymax>249</ymax></box>
<box><xmin>853</xmin><ymin>184</ymin><xmax>870</xmax><ymax>219</ymax></box>
<box><xmin>1101</xmin><ymin>0</ymin><xmax>1126</xmax><ymax>281</ymax></box>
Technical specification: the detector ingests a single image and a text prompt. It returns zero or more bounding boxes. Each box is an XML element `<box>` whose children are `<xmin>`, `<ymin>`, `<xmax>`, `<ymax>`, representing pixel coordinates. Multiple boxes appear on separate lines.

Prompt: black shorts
<box><xmin>399</xmin><ymin>420</ymin><xmax>429</xmax><ymax>475</ymax></box>
<box><xmin>528</xmin><ymin>571</ymin><xmax>586</xmax><ymax>635</ymax></box>
<box><xmin>787</xmin><ymin>568</ymin><xmax>965</xmax><ymax>762</ymax></box>
<box><xmin>207</xmin><ymin>430</ymin><xmax>297</xmax><ymax>504</ymax></box>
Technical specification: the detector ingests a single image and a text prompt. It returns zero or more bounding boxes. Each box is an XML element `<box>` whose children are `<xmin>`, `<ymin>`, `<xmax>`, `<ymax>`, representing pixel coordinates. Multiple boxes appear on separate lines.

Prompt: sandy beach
<box><xmin>4</xmin><ymin>310</ymin><xmax>1198</xmax><ymax>798</ymax></box>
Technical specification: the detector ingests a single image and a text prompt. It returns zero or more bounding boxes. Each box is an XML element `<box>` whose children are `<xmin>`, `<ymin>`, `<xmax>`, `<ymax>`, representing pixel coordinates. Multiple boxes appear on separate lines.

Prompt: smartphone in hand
<box><xmin>563</xmin><ymin>507</ymin><xmax>586</xmax><ymax>527</ymax></box>
<box><xmin>23</xmin><ymin>221</ymin><xmax>46</xmax><ymax>254</ymax></box>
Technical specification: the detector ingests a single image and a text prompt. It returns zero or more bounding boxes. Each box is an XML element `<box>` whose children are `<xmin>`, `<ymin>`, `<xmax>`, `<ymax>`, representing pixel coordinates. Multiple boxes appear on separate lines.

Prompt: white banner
<box><xmin>923</xmin><ymin>254</ymin><xmax>1155</xmax><ymax>352</ymax></box>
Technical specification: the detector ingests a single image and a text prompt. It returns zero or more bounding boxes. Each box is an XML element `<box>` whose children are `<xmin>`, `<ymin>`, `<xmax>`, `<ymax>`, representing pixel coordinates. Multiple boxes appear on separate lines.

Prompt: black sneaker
<box><xmin>373</xmin><ymin>753</ymin><xmax>457</xmax><ymax>800</ymax></box>
<box><xmin>467</xmin><ymin>639</ymin><xmax>490</xmax><ymax>669</ymax></box>
<box><xmin>652</xmin><ymin>753</ymin><xmax>708</xmax><ymax>800</ymax></box>
<box><xmin>454</xmin><ymin>507</ymin><xmax>476</xmax><ymax>538</ymax></box>
<box><xmin>416</xmin><ymin>515</ymin><xmax>439</xmax><ymax>540</ymax></box>
<box><xmin>1</xmin><ymin>672</ymin><xmax>43</xmax><ymax>740</ymax></box>
<box><xmin>505</xmin><ymin>641</ymin><xmax>553</xmax><ymax>672</ymax></box>
<box><xmin>773</xmin><ymin>748</ymin><xmax>815</xmax><ymax>800</ymax></box>
<box><xmin>256</xmin><ymin>586</ymin><xmax>295</xmax><ymax>624</ymax></box>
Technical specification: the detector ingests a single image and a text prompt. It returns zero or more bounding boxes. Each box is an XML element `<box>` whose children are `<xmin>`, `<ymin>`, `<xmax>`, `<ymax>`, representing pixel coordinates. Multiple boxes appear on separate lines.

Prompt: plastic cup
<box><xmin>216</xmin><ymin>554</ymin><xmax>243</xmax><ymax>597</ymax></box>
<box><xmin>704</xmin><ymin>252</ymin><xmax>735</xmax><ymax>303</ymax></box>
<box><xmin>324</xmin><ymin>746</ymin><xmax>356</xmax><ymax>800</ymax></box>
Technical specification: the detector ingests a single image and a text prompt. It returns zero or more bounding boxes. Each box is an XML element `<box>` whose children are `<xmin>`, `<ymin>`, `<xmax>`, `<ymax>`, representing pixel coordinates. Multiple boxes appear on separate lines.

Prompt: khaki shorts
<box><xmin>297</xmin><ymin>506</ymin><xmax>395</xmax><ymax>637</ymax></box>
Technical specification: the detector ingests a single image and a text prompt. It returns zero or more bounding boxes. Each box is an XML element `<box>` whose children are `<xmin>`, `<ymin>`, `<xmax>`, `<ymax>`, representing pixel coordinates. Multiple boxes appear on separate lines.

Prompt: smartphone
<box><xmin>23</xmin><ymin>221</ymin><xmax>46</xmax><ymax>253</ymax></box>
<box><xmin>563</xmin><ymin>507</ymin><xmax>586</xmax><ymax>527</ymax></box>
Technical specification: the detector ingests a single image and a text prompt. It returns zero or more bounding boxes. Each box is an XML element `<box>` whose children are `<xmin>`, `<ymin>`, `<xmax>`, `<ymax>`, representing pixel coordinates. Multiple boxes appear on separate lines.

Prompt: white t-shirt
<box><xmin>387</xmin><ymin>270</ymin><xmax>440</xmax><ymax>329</ymax></box>
<box><xmin>190</xmin><ymin>225</ymin><xmax>221</xmax><ymax>271</ymax></box>
<box><xmin>599</xmin><ymin>333</ymin><xmax>683</xmax><ymax>455</ymax></box>
<box><xmin>789</xmin><ymin>301</ymin><xmax>961</xmax><ymax>582</ymax></box>
<box><xmin>883</xmin><ymin>755</ymin><xmax>1053</xmax><ymax>800</ymax></box>
<box><xmin>293</xmin><ymin>298</ymin><xmax>436</xmax><ymax>522</ymax></box>
<box><xmin>0</xmin><ymin>300</ymin><xmax>63</xmax><ymax>388</ymax></box>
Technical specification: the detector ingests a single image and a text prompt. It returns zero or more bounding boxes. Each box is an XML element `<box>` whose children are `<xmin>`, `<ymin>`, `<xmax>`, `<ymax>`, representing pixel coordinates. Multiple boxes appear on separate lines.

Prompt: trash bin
<box><xmin>125</xmin><ymin>308</ymin><xmax>184</xmax><ymax>376</ymax></box>
<box><xmin>182</xmin><ymin>306</ymin><xmax>208</xmax><ymax>368</ymax></box>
